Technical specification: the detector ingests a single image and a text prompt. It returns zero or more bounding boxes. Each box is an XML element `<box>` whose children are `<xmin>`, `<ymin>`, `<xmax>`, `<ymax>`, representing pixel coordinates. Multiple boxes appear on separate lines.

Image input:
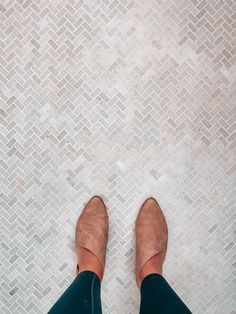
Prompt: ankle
<box><xmin>139</xmin><ymin>254</ymin><xmax>164</xmax><ymax>285</ymax></box>
<box><xmin>139</xmin><ymin>264</ymin><xmax>162</xmax><ymax>284</ymax></box>
<box><xmin>77</xmin><ymin>247</ymin><xmax>104</xmax><ymax>282</ymax></box>
<box><xmin>78</xmin><ymin>263</ymin><xmax>103</xmax><ymax>282</ymax></box>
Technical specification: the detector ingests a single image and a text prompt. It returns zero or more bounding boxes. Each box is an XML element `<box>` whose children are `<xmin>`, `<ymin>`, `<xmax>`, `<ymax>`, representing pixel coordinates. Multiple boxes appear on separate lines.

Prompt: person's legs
<box><xmin>48</xmin><ymin>196</ymin><xmax>108</xmax><ymax>313</ymax></box>
<box><xmin>139</xmin><ymin>273</ymin><xmax>191</xmax><ymax>314</ymax></box>
<box><xmin>135</xmin><ymin>198</ymin><xmax>191</xmax><ymax>313</ymax></box>
<box><xmin>48</xmin><ymin>270</ymin><xmax>102</xmax><ymax>314</ymax></box>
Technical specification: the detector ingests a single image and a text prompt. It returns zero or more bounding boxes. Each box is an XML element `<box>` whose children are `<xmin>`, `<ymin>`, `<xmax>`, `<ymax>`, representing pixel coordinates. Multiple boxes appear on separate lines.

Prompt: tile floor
<box><xmin>1</xmin><ymin>0</ymin><xmax>235</xmax><ymax>313</ymax></box>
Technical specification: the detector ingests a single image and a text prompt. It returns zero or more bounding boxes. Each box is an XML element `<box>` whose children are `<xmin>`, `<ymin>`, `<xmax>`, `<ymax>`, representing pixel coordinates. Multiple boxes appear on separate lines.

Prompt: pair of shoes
<box><xmin>75</xmin><ymin>195</ymin><xmax>168</xmax><ymax>288</ymax></box>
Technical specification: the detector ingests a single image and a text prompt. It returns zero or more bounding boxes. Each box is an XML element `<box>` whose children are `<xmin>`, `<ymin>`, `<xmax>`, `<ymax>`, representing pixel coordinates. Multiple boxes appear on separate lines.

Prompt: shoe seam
<box><xmin>90</xmin><ymin>273</ymin><xmax>96</xmax><ymax>314</ymax></box>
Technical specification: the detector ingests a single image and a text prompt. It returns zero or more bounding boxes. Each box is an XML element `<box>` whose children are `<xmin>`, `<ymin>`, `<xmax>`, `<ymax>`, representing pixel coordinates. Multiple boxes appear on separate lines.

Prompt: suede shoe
<box><xmin>75</xmin><ymin>195</ymin><xmax>109</xmax><ymax>274</ymax></box>
<box><xmin>135</xmin><ymin>197</ymin><xmax>168</xmax><ymax>287</ymax></box>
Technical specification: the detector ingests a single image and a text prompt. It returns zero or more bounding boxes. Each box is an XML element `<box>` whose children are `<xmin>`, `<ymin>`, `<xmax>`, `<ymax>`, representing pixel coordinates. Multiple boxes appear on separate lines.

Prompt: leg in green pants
<box><xmin>48</xmin><ymin>271</ymin><xmax>191</xmax><ymax>313</ymax></box>
<box><xmin>139</xmin><ymin>273</ymin><xmax>192</xmax><ymax>314</ymax></box>
<box><xmin>48</xmin><ymin>271</ymin><xmax>102</xmax><ymax>314</ymax></box>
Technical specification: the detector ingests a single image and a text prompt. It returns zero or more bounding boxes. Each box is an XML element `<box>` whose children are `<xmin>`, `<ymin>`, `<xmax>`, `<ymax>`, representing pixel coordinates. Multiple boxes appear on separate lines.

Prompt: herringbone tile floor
<box><xmin>1</xmin><ymin>0</ymin><xmax>235</xmax><ymax>313</ymax></box>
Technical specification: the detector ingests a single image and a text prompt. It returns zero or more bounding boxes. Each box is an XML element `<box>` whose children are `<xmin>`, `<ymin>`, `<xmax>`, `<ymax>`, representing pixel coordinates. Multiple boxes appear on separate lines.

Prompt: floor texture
<box><xmin>1</xmin><ymin>0</ymin><xmax>236</xmax><ymax>313</ymax></box>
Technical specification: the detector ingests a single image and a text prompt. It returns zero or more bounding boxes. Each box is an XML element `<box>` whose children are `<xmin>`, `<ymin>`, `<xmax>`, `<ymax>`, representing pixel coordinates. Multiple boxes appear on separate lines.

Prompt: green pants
<box><xmin>48</xmin><ymin>271</ymin><xmax>191</xmax><ymax>313</ymax></box>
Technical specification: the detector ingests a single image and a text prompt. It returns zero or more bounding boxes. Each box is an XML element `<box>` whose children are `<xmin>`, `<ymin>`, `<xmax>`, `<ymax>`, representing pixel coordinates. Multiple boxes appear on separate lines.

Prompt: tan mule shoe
<box><xmin>75</xmin><ymin>195</ymin><xmax>109</xmax><ymax>274</ymax></box>
<box><xmin>135</xmin><ymin>197</ymin><xmax>168</xmax><ymax>287</ymax></box>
